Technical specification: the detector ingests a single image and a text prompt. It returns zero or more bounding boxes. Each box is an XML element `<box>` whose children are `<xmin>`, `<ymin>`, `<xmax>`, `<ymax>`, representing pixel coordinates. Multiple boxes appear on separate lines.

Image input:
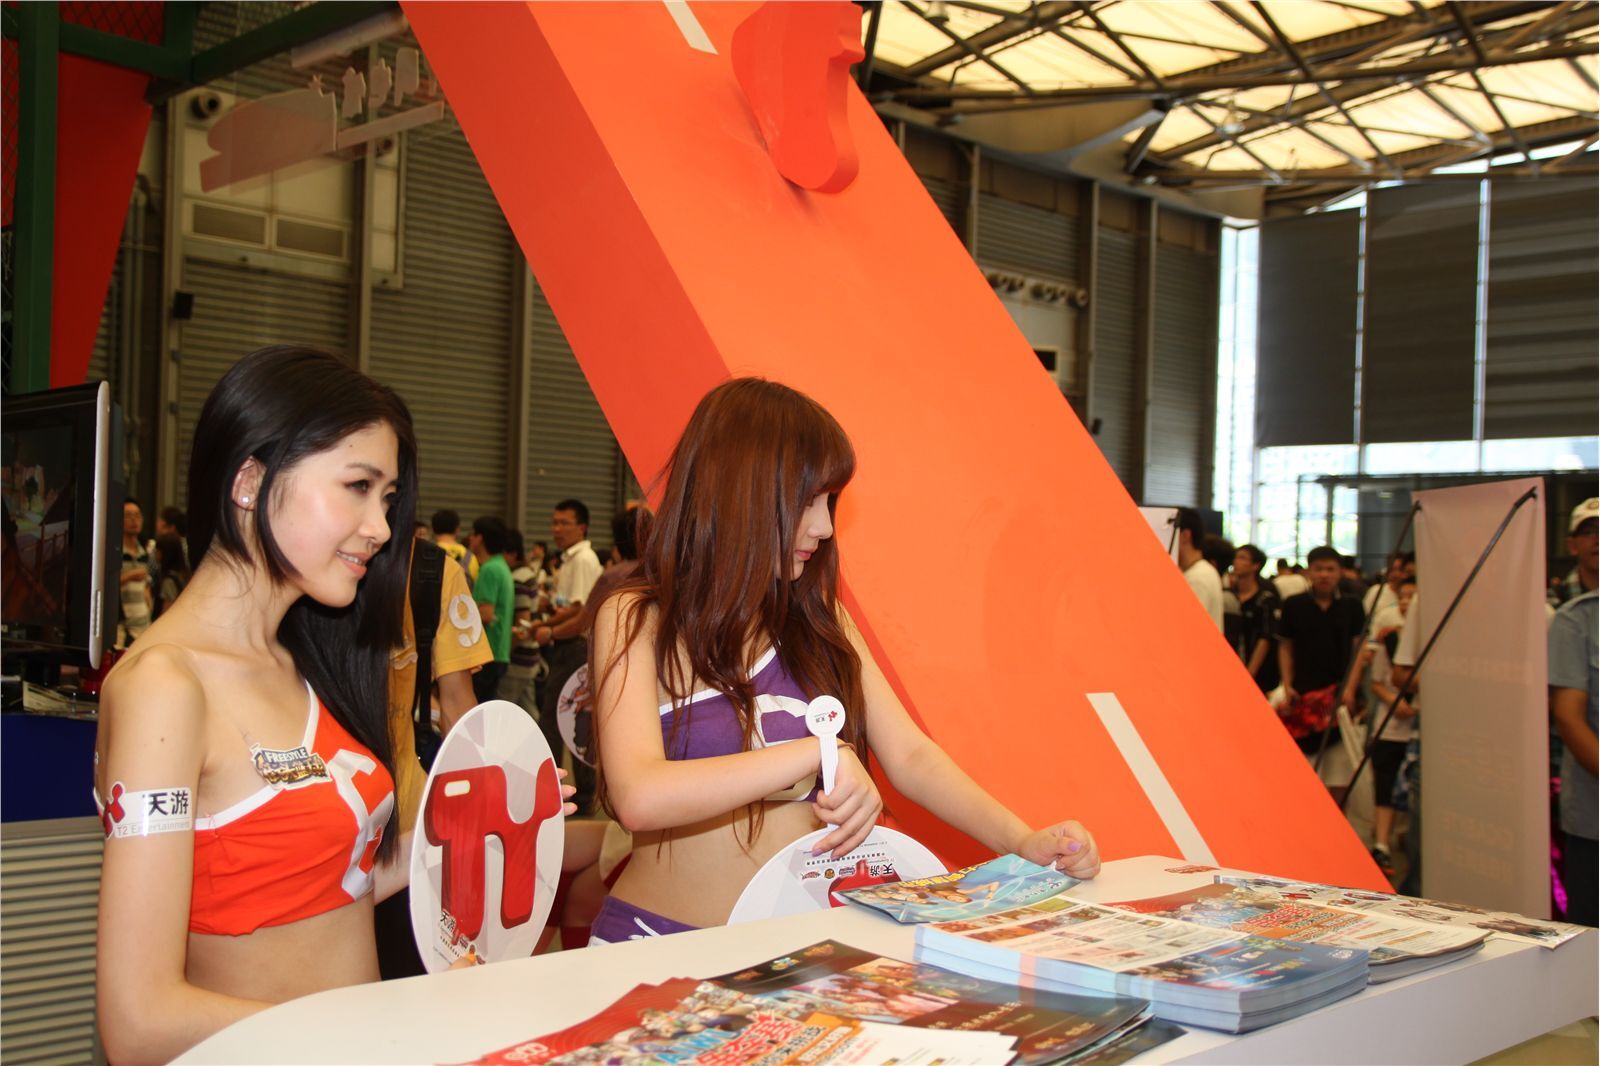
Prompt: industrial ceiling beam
<box><xmin>1149</xmin><ymin>112</ymin><xmax>1596</xmax><ymax>185</ymax></box>
<box><xmin>1154</xmin><ymin>81</ymin><xmax>1402</xmax><ymax>159</ymax></box>
<box><xmin>147</xmin><ymin>0</ymin><xmax>401</xmax><ymax>102</ymax></box>
<box><xmin>1179</xmin><ymin>0</ymin><xmax>1545</xmax><ymax>80</ymax></box>
<box><xmin>1448</xmin><ymin>1</ymin><xmax>1492</xmax><ymax>64</ymax></box>
<box><xmin>901</xmin><ymin>0</ymin><xmax>1034</xmax><ymax>93</ymax></box>
<box><xmin>900</xmin><ymin>0</ymin><xmax>1077</xmax><ymax>78</ymax></box>
<box><xmin>883</xmin><ymin>39</ymin><xmax>1598</xmax><ymax>100</ymax></box>
<box><xmin>1249</xmin><ymin>0</ymin><xmax>1397</xmax><ymax>170</ymax></box>
<box><xmin>1500</xmin><ymin>1</ymin><xmax>1581</xmax><ymax>48</ymax></box>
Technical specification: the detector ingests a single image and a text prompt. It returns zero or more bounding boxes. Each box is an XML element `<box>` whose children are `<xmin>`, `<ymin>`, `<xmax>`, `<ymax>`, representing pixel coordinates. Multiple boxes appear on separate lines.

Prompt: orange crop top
<box><xmin>188</xmin><ymin>683</ymin><xmax>395</xmax><ymax>936</ymax></box>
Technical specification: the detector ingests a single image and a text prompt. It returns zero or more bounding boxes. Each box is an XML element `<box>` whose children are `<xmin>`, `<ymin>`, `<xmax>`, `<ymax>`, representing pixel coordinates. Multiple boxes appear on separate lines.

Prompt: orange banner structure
<box><xmin>406</xmin><ymin>0</ymin><xmax>1382</xmax><ymax>889</ymax></box>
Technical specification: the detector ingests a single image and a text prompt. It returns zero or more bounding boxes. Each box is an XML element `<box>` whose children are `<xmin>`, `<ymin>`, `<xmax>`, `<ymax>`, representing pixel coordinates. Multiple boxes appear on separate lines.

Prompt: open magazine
<box><xmin>839</xmin><ymin>854</ymin><xmax>1078</xmax><ymax>923</ymax></box>
<box><xmin>462</xmin><ymin>941</ymin><xmax>1175</xmax><ymax>1065</ymax></box>
<box><xmin>707</xmin><ymin>940</ymin><xmax>1158</xmax><ymax>1066</ymax></box>
<box><xmin>1105</xmin><ymin>881</ymin><xmax>1485</xmax><ymax>981</ymax></box>
<box><xmin>1216</xmin><ymin>874</ymin><xmax>1588</xmax><ymax>949</ymax></box>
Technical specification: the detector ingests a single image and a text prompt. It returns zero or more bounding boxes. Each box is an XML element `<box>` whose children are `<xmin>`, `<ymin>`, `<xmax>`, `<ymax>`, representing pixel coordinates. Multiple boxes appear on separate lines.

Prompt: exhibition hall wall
<box><xmin>86</xmin><ymin>0</ymin><xmax>1222</xmax><ymax>542</ymax></box>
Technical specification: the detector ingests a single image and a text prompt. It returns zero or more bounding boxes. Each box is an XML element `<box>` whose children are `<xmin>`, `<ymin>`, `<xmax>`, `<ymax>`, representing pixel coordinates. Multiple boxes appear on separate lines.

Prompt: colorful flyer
<box><xmin>409</xmin><ymin>700</ymin><xmax>565</xmax><ymax>972</ymax></box>
<box><xmin>726</xmin><ymin>826</ymin><xmax>945</xmax><ymax>924</ymax></box>
<box><xmin>840</xmin><ymin>854</ymin><xmax>1077</xmax><ymax>924</ymax></box>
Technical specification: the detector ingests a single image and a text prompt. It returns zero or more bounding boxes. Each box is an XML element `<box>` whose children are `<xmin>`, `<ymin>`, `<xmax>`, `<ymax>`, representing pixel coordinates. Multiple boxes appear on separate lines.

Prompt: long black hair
<box><xmin>188</xmin><ymin>345</ymin><xmax>417</xmax><ymax>860</ymax></box>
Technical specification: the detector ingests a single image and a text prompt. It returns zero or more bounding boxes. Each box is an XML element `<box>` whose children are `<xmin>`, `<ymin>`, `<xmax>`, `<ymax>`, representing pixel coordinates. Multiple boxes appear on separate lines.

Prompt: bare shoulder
<box><xmin>594</xmin><ymin>588</ymin><xmax>659</xmax><ymax>644</ymax></box>
<box><xmin>101</xmin><ymin>643</ymin><xmax>208</xmax><ymax>732</ymax></box>
<box><xmin>834</xmin><ymin>600</ymin><xmax>867</xmax><ymax>644</ymax></box>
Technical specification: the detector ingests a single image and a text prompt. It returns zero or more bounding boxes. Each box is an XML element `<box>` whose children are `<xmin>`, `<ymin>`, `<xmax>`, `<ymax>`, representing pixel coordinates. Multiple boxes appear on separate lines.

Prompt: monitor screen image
<box><xmin>3</xmin><ymin>424</ymin><xmax>78</xmax><ymax>637</ymax></box>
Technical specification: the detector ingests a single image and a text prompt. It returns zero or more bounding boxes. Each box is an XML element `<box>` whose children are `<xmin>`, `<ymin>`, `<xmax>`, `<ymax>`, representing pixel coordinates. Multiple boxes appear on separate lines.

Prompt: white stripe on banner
<box><xmin>1085</xmin><ymin>692</ymin><xmax>1216</xmax><ymax>866</ymax></box>
<box><xmin>663</xmin><ymin>1</ymin><xmax>717</xmax><ymax>54</ymax></box>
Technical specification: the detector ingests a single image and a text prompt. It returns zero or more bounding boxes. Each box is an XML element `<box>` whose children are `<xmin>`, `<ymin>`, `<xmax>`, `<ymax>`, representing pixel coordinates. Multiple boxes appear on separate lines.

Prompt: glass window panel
<box><xmin>1481</xmin><ymin>437</ymin><xmax>1599</xmax><ymax>473</ymax></box>
<box><xmin>1362</xmin><ymin>440</ymin><xmax>1479</xmax><ymax>474</ymax></box>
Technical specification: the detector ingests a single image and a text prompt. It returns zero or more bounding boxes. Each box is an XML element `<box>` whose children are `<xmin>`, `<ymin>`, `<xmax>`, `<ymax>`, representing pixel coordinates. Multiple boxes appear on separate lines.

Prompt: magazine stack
<box><xmin>843</xmin><ymin>856</ymin><xmax>1369</xmax><ymax>1032</ymax></box>
<box><xmin>463</xmin><ymin>940</ymin><xmax>1180</xmax><ymax>1065</ymax></box>
<box><xmin>1103</xmin><ymin>880</ymin><xmax>1487</xmax><ymax>981</ymax></box>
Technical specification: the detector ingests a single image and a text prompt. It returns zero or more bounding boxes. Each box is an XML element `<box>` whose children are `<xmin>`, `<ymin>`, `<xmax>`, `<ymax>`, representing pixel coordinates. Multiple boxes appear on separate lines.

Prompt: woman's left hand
<box><xmin>1017</xmin><ymin>821</ymin><xmax>1100</xmax><ymax>879</ymax></box>
<box><xmin>811</xmin><ymin>745</ymin><xmax>883</xmax><ymax>859</ymax></box>
<box><xmin>556</xmin><ymin>767</ymin><xmax>579</xmax><ymax>817</ymax></box>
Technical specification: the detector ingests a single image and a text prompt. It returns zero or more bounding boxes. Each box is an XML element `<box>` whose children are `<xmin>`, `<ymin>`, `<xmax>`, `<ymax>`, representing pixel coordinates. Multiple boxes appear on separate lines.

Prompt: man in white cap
<box><xmin>1550</xmin><ymin>497</ymin><xmax>1598</xmax><ymax>609</ymax></box>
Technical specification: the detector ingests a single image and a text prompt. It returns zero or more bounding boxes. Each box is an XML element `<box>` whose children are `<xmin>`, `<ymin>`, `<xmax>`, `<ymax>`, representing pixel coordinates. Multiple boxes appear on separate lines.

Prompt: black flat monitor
<box><xmin>2</xmin><ymin>381</ymin><xmax>124</xmax><ymax>669</ymax></box>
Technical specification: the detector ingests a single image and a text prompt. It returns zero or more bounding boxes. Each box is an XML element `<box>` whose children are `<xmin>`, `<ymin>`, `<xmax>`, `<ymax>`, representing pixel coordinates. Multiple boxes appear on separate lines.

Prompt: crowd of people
<box><xmin>93</xmin><ymin>346</ymin><xmax>1101</xmax><ymax>1063</ymax></box>
<box><xmin>1174</xmin><ymin>500</ymin><xmax>1598</xmax><ymax>930</ymax></box>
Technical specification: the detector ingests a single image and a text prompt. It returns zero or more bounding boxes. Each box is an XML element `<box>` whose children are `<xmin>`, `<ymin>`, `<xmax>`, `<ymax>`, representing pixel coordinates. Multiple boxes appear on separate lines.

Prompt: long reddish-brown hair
<box><xmin>594</xmin><ymin>378</ymin><xmax>866</xmax><ymax>839</ymax></box>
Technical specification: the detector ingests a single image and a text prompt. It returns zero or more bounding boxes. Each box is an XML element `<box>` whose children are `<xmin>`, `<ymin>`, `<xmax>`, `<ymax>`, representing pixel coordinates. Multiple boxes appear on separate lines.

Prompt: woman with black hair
<box><xmin>92</xmin><ymin>346</ymin><xmax>570</xmax><ymax>1063</ymax></box>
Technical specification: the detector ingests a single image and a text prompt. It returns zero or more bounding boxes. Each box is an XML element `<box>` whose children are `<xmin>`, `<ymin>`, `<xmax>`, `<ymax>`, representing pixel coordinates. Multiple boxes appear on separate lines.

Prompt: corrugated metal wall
<box><xmin>87</xmin><ymin>260</ymin><xmax>117</xmax><ymax>386</ymax></box>
<box><xmin>1149</xmin><ymin>244</ymin><xmax>1216</xmax><ymax>507</ymax></box>
<box><xmin>918</xmin><ymin>175</ymin><xmax>966</xmax><ymax>238</ymax></box>
<box><xmin>369</xmin><ymin>119</ymin><xmax>515</xmax><ymax>527</ymax></box>
<box><xmin>1363</xmin><ymin>183</ymin><xmax>1479</xmax><ymax>443</ymax></box>
<box><xmin>1485</xmin><ymin>176</ymin><xmax>1599</xmax><ymax>439</ymax></box>
<box><xmin>974</xmin><ymin>194</ymin><xmax>1077</xmax><ymax>282</ymax></box>
<box><xmin>1092</xmin><ymin>228</ymin><xmax>1141</xmax><ymax>491</ymax></box>
<box><xmin>525</xmin><ymin>280</ymin><xmax>620</xmax><ymax>550</ymax></box>
<box><xmin>173</xmin><ymin>259</ymin><xmax>350</xmax><ymax>507</ymax></box>
<box><xmin>0</xmin><ymin>819</ymin><xmax>104</xmax><ymax>1066</ymax></box>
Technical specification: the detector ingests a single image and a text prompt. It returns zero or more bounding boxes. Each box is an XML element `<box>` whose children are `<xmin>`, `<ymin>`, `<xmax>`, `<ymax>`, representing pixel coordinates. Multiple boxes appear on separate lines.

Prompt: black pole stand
<box><xmin>1338</xmin><ymin>485</ymin><xmax>1541</xmax><ymax>812</ymax></box>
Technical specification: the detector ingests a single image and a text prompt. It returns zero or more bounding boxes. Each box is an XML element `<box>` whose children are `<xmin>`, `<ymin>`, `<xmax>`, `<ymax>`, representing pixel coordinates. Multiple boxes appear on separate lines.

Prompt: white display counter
<box><xmin>177</xmin><ymin>855</ymin><xmax>1598</xmax><ymax>1065</ymax></box>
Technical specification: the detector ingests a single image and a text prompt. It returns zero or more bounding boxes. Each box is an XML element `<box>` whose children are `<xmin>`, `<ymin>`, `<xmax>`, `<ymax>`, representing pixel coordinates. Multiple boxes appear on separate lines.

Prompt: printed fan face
<box><xmin>409</xmin><ymin>701</ymin><xmax>565</xmax><ymax>972</ymax></box>
<box><xmin>727</xmin><ymin>825</ymin><xmax>946</xmax><ymax>924</ymax></box>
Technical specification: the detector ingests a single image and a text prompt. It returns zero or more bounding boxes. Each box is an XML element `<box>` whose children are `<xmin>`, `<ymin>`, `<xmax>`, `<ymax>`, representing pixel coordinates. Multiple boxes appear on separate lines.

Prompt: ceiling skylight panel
<box><xmin>1478</xmin><ymin>62</ymin><xmax>1600</xmax><ymax>117</ymax></box>
<box><xmin>1359</xmin><ymin>127</ymin><xmax>1448</xmax><ymax>156</ymax></box>
<box><xmin>996</xmin><ymin>33</ymin><xmax>1129</xmax><ymax>89</ymax></box>
<box><xmin>1423</xmin><ymin>82</ymin><xmax>1510</xmax><ymax>134</ymax></box>
<box><xmin>1141</xmin><ymin>2</ymin><xmax>1266</xmax><ymax>55</ymax></box>
<box><xmin>1254</xmin><ymin>0</ymin><xmax>1389</xmax><ymax>41</ymax></box>
<box><xmin>1245</xmin><ymin>126</ymin><xmax>1352</xmax><ymax>171</ymax></box>
<box><xmin>1349</xmin><ymin>90</ymin><xmax>1480</xmax><ymax>142</ymax></box>
<box><xmin>874</xmin><ymin>4</ymin><xmax>972</xmax><ymax>70</ymax></box>
<box><xmin>1147</xmin><ymin>107</ymin><xmax>1225</xmax><ymax>154</ymax></box>
<box><xmin>1300</xmin><ymin>120</ymin><xmax>1384</xmax><ymax>161</ymax></box>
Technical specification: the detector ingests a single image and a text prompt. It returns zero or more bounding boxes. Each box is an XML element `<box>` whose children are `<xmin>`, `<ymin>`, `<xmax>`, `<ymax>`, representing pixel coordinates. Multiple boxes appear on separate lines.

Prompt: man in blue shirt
<box><xmin>1549</xmin><ymin>583</ymin><xmax>1597</xmax><ymax>927</ymax></box>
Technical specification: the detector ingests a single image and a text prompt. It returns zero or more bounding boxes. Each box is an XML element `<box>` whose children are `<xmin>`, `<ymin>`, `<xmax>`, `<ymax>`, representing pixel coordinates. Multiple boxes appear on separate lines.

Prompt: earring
<box><xmin>240</xmin><ymin>495</ymin><xmax>251</xmax><ymax>505</ymax></box>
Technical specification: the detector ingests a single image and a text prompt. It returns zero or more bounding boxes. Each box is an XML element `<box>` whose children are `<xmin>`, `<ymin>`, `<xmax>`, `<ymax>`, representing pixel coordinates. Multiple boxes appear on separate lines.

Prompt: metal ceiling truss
<box><xmin>872</xmin><ymin>0</ymin><xmax>1598</xmax><ymax>206</ymax></box>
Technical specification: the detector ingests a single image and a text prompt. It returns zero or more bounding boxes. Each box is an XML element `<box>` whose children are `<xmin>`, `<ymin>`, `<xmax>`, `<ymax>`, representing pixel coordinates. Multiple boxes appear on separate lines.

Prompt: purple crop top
<box><xmin>658</xmin><ymin>647</ymin><xmax>823</xmax><ymax>801</ymax></box>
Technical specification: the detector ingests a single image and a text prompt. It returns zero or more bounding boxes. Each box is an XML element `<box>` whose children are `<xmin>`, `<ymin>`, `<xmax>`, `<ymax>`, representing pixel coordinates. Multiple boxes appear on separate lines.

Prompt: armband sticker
<box><xmin>100</xmin><ymin>781</ymin><xmax>194</xmax><ymax>838</ymax></box>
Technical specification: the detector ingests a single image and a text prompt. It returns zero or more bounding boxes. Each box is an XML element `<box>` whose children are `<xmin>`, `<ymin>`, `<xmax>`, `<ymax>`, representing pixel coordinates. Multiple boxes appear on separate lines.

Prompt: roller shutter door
<box><xmin>1092</xmin><ymin>227</ymin><xmax>1140</xmax><ymax>492</ymax></box>
<box><xmin>370</xmin><ymin>121</ymin><xmax>515</xmax><ymax>527</ymax></box>
<box><xmin>525</xmin><ymin>278</ymin><xmax>620</xmax><ymax>553</ymax></box>
<box><xmin>1147</xmin><ymin>243</ymin><xmax>1215</xmax><ymax>508</ymax></box>
<box><xmin>1255</xmin><ymin>212</ymin><xmax>1359</xmax><ymax>447</ymax></box>
<box><xmin>87</xmin><ymin>259</ymin><xmax>117</xmax><ymax>387</ymax></box>
<box><xmin>0</xmin><ymin>818</ymin><xmax>104</xmax><ymax>1066</ymax></box>
<box><xmin>174</xmin><ymin>259</ymin><xmax>349</xmax><ymax>507</ymax></box>
<box><xmin>1364</xmin><ymin>183</ymin><xmax>1478</xmax><ymax>443</ymax></box>
<box><xmin>974</xmin><ymin>193</ymin><xmax>1076</xmax><ymax>283</ymax></box>
<box><xmin>1485</xmin><ymin>176</ymin><xmax>1598</xmax><ymax>439</ymax></box>
<box><xmin>918</xmin><ymin>175</ymin><xmax>965</xmax><ymax>240</ymax></box>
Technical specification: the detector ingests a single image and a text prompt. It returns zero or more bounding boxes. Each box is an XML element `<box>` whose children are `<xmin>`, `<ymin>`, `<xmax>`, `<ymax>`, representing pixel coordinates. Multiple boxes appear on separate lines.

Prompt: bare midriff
<box><xmin>610</xmin><ymin>802</ymin><xmax>823</xmax><ymax>929</ymax></box>
<box><xmin>184</xmin><ymin>898</ymin><xmax>380</xmax><ymax>1003</ymax></box>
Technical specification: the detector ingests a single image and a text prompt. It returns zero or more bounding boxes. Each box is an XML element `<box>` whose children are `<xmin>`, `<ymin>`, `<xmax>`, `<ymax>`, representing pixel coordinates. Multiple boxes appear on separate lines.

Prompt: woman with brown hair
<box><xmin>589</xmin><ymin>378</ymin><xmax>1099</xmax><ymax>942</ymax></box>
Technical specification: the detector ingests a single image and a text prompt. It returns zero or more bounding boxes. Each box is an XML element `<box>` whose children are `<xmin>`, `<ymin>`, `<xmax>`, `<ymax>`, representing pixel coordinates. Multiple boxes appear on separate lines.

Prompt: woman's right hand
<box><xmin>811</xmin><ymin>744</ymin><xmax>882</xmax><ymax>859</ymax></box>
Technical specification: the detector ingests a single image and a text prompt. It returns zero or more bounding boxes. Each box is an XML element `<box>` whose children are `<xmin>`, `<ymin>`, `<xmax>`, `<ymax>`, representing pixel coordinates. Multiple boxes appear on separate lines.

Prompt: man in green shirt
<box><xmin>468</xmin><ymin>516</ymin><xmax>515</xmax><ymax>704</ymax></box>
